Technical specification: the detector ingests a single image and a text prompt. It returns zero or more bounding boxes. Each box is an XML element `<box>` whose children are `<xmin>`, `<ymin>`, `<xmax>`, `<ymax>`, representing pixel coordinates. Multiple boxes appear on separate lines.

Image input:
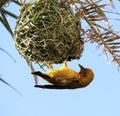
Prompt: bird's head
<box><xmin>78</xmin><ymin>64</ymin><xmax>94</xmax><ymax>87</ymax></box>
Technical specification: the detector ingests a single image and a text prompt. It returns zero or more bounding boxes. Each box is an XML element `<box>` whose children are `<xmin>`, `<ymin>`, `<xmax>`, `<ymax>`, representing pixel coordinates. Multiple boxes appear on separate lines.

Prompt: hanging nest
<box><xmin>13</xmin><ymin>0</ymin><xmax>84</xmax><ymax>64</ymax></box>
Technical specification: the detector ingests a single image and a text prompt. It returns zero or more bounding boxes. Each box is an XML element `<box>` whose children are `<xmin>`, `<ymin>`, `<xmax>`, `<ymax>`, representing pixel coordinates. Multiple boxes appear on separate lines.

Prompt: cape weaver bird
<box><xmin>32</xmin><ymin>61</ymin><xmax>94</xmax><ymax>89</ymax></box>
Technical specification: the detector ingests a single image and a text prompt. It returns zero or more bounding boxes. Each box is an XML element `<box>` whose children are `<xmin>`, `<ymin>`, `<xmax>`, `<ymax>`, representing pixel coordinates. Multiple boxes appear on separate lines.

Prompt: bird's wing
<box><xmin>34</xmin><ymin>79</ymin><xmax>80</xmax><ymax>89</ymax></box>
<box><xmin>32</xmin><ymin>71</ymin><xmax>80</xmax><ymax>88</ymax></box>
<box><xmin>53</xmin><ymin>76</ymin><xmax>78</xmax><ymax>85</ymax></box>
<box><xmin>32</xmin><ymin>71</ymin><xmax>51</xmax><ymax>80</ymax></box>
<box><xmin>32</xmin><ymin>71</ymin><xmax>62</xmax><ymax>84</ymax></box>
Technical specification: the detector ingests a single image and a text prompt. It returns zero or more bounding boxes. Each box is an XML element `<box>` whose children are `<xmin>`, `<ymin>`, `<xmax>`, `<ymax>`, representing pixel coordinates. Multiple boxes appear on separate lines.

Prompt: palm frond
<box><xmin>0</xmin><ymin>77</ymin><xmax>22</xmax><ymax>96</ymax></box>
<box><xmin>69</xmin><ymin>0</ymin><xmax>120</xmax><ymax>66</ymax></box>
<box><xmin>1</xmin><ymin>8</ymin><xmax>18</xmax><ymax>18</ymax></box>
<box><xmin>108</xmin><ymin>0</ymin><xmax>114</xmax><ymax>8</ymax></box>
<box><xmin>0</xmin><ymin>47</ymin><xmax>16</xmax><ymax>62</ymax></box>
<box><xmin>0</xmin><ymin>11</ymin><xmax>13</xmax><ymax>35</ymax></box>
<box><xmin>0</xmin><ymin>0</ymin><xmax>21</xmax><ymax>36</ymax></box>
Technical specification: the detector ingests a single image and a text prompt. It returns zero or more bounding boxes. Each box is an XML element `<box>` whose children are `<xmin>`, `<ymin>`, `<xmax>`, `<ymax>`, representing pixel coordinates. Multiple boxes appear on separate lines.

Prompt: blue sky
<box><xmin>0</xmin><ymin>1</ymin><xmax>120</xmax><ymax>116</ymax></box>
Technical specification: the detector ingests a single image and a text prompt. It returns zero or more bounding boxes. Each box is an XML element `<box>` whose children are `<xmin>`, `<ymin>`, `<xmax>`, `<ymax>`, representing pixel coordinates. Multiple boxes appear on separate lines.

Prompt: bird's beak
<box><xmin>78</xmin><ymin>64</ymin><xmax>85</xmax><ymax>72</ymax></box>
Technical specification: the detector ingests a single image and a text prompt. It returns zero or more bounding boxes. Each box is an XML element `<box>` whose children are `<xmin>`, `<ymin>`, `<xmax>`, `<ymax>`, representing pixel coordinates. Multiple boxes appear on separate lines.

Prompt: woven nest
<box><xmin>14</xmin><ymin>0</ymin><xmax>84</xmax><ymax>64</ymax></box>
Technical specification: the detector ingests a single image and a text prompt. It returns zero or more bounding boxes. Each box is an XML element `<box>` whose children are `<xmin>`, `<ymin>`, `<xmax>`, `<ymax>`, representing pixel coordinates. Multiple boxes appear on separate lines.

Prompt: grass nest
<box><xmin>14</xmin><ymin>0</ymin><xmax>84</xmax><ymax>64</ymax></box>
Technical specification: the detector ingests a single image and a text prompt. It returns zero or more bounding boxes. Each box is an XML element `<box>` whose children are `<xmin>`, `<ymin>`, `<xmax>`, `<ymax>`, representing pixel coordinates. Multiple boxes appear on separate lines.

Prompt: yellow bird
<box><xmin>32</xmin><ymin>61</ymin><xmax>94</xmax><ymax>89</ymax></box>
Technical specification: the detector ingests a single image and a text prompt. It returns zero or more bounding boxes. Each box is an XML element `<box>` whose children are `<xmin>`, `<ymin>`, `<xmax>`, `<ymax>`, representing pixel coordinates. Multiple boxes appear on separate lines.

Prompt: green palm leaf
<box><xmin>0</xmin><ymin>0</ymin><xmax>20</xmax><ymax>36</ymax></box>
<box><xmin>70</xmin><ymin>0</ymin><xmax>120</xmax><ymax>66</ymax></box>
<box><xmin>0</xmin><ymin>77</ymin><xmax>22</xmax><ymax>96</ymax></box>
